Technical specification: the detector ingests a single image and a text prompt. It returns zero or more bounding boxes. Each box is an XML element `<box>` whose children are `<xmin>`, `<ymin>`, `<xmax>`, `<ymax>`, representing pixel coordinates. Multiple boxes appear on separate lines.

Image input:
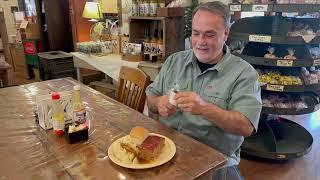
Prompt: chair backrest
<box><xmin>116</xmin><ymin>66</ymin><xmax>150</xmax><ymax>113</ymax></box>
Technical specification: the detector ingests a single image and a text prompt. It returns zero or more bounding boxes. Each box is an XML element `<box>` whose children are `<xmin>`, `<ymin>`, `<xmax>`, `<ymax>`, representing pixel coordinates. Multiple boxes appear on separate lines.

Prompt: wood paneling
<box><xmin>69</xmin><ymin>0</ymin><xmax>93</xmax><ymax>48</ymax></box>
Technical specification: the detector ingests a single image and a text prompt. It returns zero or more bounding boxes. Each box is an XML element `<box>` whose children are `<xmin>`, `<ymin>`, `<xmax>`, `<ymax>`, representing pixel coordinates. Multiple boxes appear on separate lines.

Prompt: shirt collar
<box><xmin>187</xmin><ymin>45</ymin><xmax>231</xmax><ymax>73</ymax></box>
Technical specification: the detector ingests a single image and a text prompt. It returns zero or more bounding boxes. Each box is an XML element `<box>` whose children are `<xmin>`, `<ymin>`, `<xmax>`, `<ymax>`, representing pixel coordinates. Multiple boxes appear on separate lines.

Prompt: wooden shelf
<box><xmin>233</xmin><ymin>53</ymin><xmax>320</xmax><ymax>67</ymax></box>
<box><xmin>229</xmin><ymin>32</ymin><xmax>320</xmax><ymax>45</ymax></box>
<box><xmin>229</xmin><ymin>3</ymin><xmax>320</xmax><ymax>13</ymax></box>
<box><xmin>260</xmin><ymin>83</ymin><xmax>320</xmax><ymax>93</ymax></box>
<box><xmin>129</xmin><ymin>16</ymin><xmax>166</xmax><ymax>21</ymax></box>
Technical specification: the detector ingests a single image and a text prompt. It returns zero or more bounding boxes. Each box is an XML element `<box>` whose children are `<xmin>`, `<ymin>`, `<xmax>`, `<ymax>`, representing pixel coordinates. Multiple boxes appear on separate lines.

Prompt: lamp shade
<box><xmin>82</xmin><ymin>2</ymin><xmax>102</xmax><ymax>20</ymax></box>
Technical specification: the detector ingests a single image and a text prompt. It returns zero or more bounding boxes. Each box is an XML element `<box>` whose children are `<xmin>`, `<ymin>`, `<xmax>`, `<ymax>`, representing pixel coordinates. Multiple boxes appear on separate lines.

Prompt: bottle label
<box><xmin>52</xmin><ymin>114</ymin><xmax>65</xmax><ymax>131</ymax></box>
<box><xmin>73</xmin><ymin>109</ymin><xmax>87</xmax><ymax>125</ymax></box>
<box><xmin>145</xmin><ymin>3</ymin><xmax>150</xmax><ymax>16</ymax></box>
<box><xmin>150</xmin><ymin>3</ymin><xmax>157</xmax><ymax>16</ymax></box>
<box><xmin>132</xmin><ymin>4</ymin><xmax>138</xmax><ymax>16</ymax></box>
<box><xmin>140</xmin><ymin>4</ymin><xmax>145</xmax><ymax>16</ymax></box>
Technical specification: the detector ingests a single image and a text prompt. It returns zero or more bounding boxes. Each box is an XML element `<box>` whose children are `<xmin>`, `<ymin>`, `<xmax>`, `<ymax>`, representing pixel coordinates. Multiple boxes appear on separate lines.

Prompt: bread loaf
<box><xmin>137</xmin><ymin>135</ymin><xmax>165</xmax><ymax>161</ymax></box>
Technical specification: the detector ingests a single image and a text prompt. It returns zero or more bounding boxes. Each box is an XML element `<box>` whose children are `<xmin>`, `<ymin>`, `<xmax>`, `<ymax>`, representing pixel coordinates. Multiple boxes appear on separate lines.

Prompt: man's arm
<box><xmin>201</xmin><ymin>103</ymin><xmax>254</xmax><ymax>137</ymax></box>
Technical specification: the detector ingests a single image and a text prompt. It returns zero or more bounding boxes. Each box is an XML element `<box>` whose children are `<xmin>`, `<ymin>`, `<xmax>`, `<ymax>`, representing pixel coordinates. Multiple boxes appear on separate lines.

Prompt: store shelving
<box><xmin>228</xmin><ymin>3</ymin><xmax>319</xmax><ymax>160</ymax></box>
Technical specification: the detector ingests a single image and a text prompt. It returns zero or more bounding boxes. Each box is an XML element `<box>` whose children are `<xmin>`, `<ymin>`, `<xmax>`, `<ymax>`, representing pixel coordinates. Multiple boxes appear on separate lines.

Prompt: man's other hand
<box><xmin>175</xmin><ymin>92</ymin><xmax>207</xmax><ymax>115</ymax></box>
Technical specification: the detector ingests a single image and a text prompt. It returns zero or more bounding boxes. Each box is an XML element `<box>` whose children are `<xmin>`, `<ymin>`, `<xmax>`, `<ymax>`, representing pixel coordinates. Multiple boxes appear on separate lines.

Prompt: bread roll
<box><xmin>130</xmin><ymin>126</ymin><xmax>149</xmax><ymax>146</ymax></box>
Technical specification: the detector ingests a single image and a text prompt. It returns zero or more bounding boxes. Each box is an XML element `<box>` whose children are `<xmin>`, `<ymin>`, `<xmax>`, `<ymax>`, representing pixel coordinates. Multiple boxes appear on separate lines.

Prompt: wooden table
<box><xmin>0</xmin><ymin>78</ymin><xmax>226</xmax><ymax>179</ymax></box>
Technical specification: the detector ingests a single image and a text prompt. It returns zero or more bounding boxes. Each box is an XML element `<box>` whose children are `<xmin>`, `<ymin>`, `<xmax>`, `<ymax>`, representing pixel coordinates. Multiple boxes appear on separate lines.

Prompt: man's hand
<box><xmin>175</xmin><ymin>92</ymin><xmax>207</xmax><ymax>115</ymax></box>
<box><xmin>157</xmin><ymin>95</ymin><xmax>176</xmax><ymax>117</ymax></box>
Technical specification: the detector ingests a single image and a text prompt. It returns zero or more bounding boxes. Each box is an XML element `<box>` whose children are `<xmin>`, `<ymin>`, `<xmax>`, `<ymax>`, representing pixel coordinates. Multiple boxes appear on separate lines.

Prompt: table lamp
<box><xmin>82</xmin><ymin>2</ymin><xmax>102</xmax><ymax>22</ymax></box>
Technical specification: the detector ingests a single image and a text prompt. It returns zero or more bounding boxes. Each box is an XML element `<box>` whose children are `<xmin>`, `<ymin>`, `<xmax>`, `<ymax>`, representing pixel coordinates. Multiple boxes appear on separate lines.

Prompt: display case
<box><xmin>228</xmin><ymin>3</ymin><xmax>320</xmax><ymax>160</ymax></box>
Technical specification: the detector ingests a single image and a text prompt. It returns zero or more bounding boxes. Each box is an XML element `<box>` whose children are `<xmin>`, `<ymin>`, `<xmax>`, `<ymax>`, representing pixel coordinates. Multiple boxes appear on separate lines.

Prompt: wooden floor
<box><xmin>11</xmin><ymin>74</ymin><xmax>320</xmax><ymax>180</ymax></box>
<box><xmin>240</xmin><ymin>110</ymin><xmax>320</xmax><ymax>180</ymax></box>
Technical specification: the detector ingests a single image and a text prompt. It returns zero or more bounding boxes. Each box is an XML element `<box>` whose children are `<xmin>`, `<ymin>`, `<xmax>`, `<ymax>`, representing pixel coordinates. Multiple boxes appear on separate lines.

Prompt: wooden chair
<box><xmin>116</xmin><ymin>66</ymin><xmax>151</xmax><ymax>113</ymax></box>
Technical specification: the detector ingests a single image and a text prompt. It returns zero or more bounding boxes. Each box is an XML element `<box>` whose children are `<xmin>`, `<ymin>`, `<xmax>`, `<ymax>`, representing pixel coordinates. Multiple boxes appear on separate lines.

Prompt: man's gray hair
<box><xmin>192</xmin><ymin>1</ymin><xmax>231</xmax><ymax>28</ymax></box>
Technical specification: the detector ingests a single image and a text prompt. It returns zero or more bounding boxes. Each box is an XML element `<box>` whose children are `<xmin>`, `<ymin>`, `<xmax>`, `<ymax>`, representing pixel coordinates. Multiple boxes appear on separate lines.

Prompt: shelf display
<box><xmin>228</xmin><ymin>5</ymin><xmax>320</xmax><ymax>160</ymax></box>
<box><xmin>128</xmin><ymin>16</ymin><xmax>184</xmax><ymax>62</ymax></box>
<box><xmin>257</xmin><ymin>68</ymin><xmax>303</xmax><ymax>85</ymax></box>
<box><xmin>261</xmin><ymin>92</ymin><xmax>319</xmax><ymax>115</ymax></box>
<box><xmin>229</xmin><ymin>3</ymin><xmax>320</xmax><ymax>13</ymax></box>
<box><xmin>241</xmin><ymin>116</ymin><xmax>313</xmax><ymax>160</ymax></box>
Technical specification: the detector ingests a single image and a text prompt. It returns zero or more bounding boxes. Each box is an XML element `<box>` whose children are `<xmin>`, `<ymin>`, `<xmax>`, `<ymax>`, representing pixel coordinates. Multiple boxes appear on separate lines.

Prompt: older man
<box><xmin>146</xmin><ymin>1</ymin><xmax>262</xmax><ymax>179</ymax></box>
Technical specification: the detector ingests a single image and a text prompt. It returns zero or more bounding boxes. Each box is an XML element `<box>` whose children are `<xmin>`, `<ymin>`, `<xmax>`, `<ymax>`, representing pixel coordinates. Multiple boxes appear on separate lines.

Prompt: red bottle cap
<box><xmin>51</xmin><ymin>92</ymin><xmax>60</xmax><ymax>100</ymax></box>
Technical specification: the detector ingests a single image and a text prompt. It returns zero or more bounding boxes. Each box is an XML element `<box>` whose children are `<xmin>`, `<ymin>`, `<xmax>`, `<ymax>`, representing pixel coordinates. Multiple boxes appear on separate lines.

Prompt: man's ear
<box><xmin>224</xmin><ymin>28</ymin><xmax>230</xmax><ymax>42</ymax></box>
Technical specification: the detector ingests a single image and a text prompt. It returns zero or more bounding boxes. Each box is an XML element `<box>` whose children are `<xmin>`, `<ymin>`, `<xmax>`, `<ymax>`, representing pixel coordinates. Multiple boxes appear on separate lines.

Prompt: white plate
<box><xmin>108</xmin><ymin>133</ymin><xmax>176</xmax><ymax>169</ymax></box>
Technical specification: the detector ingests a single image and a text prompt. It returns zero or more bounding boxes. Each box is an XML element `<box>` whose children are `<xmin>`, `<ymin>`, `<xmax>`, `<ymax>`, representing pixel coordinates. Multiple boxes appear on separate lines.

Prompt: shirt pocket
<box><xmin>165</xmin><ymin>81</ymin><xmax>189</xmax><ymax>94</ymax></box>
<box><xmin>203</xmin><ymin>88</ymin><xmax>229</xmax><ymax>109</ymax></box>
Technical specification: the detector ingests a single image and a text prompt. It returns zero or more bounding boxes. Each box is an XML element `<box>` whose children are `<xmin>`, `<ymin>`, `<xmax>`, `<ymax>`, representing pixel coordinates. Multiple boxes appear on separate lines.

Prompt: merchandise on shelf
<box><xmin>308</xmin><ymin>44</ymin><xmax>320</xmax><ymax>59</ymax></box>
<box><xmin>257</xmin><ymin>68</ymin><xmax>303</xmax><ymax>85</ymax></box>
<box><xmin>277</xmin><ymin>0</ymin><xmax>318</xmax><ymax>3</ymax></box>
<box><xmin>262</xmin><ymin>94</ymin><xmax>308</xmax><ymax>109</ymax></box>
<box><xmin>301</xmin><ymin>67</ymin><xmax>320</xmax><ymax>84</ymax></box>
<box><xmin>264</xmin><ymin>47</ymin><xmax>278</xmax><ymax>59</ymax></box>
<box><xmin>283</xmin><ymin>48</ymin><xmax>297</xmax><ymax>59</ymax></box>
<box><xmin>76</xmin><ymin>41</ymin><xmax>113</xmax><ymax>55</ymax></box>
<box><xmin>287</xmin><ymin>23</ymin><xmax>319</xmax><ymax>37</ymax></box>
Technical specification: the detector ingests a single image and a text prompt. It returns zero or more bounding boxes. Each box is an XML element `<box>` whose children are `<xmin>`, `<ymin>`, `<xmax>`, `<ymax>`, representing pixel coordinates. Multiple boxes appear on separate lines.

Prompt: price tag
<box><xmin>277</xmin><ymin>60</ymin><xmax>293</xmax><ymax>67</ymax></box>
<box><xmin>277</xmin><ymin>154</ymin><xmax>286</xmax><ymax>159</ymax></box>
<box><xmin>230</xmin><ymin>5</ymin><xmax>241</xmax><ymax>12</ymax></box>
<box><xmin>314</xmin><ymin>59</ymin><xmax>320</xmax><ymax>66</ymax></box>
<box><xmin>266</xmin><ymin>84</ymin><xmax>284</xmax><ymax>92</ymax></box>
<box><xmin>249</xmin><ymin>35</ymin><xmax>271</xmax><ymax>43</ymax></box>
<box><xmin>252</xmin><ymin>4</ymin><xmax>268</xmax><ymax>12</ymax></box>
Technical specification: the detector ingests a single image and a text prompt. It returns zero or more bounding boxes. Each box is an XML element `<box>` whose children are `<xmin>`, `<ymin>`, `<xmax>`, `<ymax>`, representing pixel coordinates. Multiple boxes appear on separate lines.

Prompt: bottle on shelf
<box><xmin>150</xmin><ymin>0</ymin><xmax>158</xmax><ymax>16</ymax></box>
<box><xmin>157</xmin><ymin>30</ymin><xmax>164</xmax><ymax>59</ymax></box>
<box><xmin>51</xmin><ymin>92</ymin><xmax>65</xmax><ymax>137</ymax></box>
<box><xmin>72</xmin><ymin>85</ymin><xmax>87</xmax><ymax>126</ymax></box>
<box><xmin>139</xmin><ymin>0</ymin><xmax>145</xmax><ymax>16</ymax></box>
<box><xmin>145</xmin><ymin>0</ymin><xmax>151</xmax><ymax>16</ymax></box>
<box><xmin>159</xmin><ymin>0</ymin><xmax>165</xmax><ymax>8</ymax></box>
<box><xmin>143</xmin><ymin>28</ymin><xmax>151</xmax><ymax>61</ymax></box>
<box><xmin>150</xmin><ymin>29</ymin><xmax>158</xmax><ymax>52</ymax></box>
<box><xmin>132</xmin><ymin>0</ymin><xmax>139</xmax><ymax>16</ymax></box>
<box><xmin>150</xmin><ymin>29</ymin><xmax>159</xmax><ymax>62</ymax></box>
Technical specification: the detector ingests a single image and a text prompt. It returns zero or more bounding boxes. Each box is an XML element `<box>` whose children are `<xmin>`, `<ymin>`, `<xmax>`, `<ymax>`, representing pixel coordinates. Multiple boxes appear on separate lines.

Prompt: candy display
<box><xmin>301</xmin><ymin>67</ymin><xmax>320</xmax><ymax>84</ymax></box>
<box><xmin>308</xmin><ymin>45</ymin><xmax>320</xmax><ymax>59</ymax></box>
<box><xmin>283</xmin><ymin>48</ymin><xmax>297</xmax><ymax>60</ymax></box>
<box><xmin>257</xmin><ymin>69</ymin><xmax>303</xmax><ymax>85</ymax></box>
<box><xmin>262</xmin><ymin>94</ymin><xmax>308</xmax><ymax>109</ymax></box>
<box><xmin>287</xmin><ymin>23</ymin><xmax>318</xmax><ymax>37</ymax></box>
<box><xmin>277</xmin><ymin>0</ymin><xmax>320</xmax><ymax>4</ymax></box>
<box><xmin>264</xmin><ymin>47</ymin><xmax>278</xmax><ymax>59</ymax></box>
<box><xmin>229</xmin><ymin>40</ymin><xmax>246</xmax><ymax>54</ymax></box>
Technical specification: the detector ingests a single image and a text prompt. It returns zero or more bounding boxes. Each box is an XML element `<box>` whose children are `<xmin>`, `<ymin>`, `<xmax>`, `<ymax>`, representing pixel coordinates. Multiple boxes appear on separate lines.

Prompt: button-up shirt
<box><xmin>146</xmin><ymin>46</ymin><xmax>262</xmax><ymax>166</ymax></box>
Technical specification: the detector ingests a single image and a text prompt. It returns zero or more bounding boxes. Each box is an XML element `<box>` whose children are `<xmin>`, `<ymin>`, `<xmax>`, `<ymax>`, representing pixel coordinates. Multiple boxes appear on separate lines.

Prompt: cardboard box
<box><xmin>20</xmin><ymin>21</ymin><xmax>40</xmax><ymax>39</ymax></box>
<box><xmin>122</xmin><ymin>53</ymin><xmax>143</xmax><ymax>62</ymax></box>
<box><xmin>156</xmin><ymin>7</ymin><xmax>185</xmax><ymax>17</ymax></box>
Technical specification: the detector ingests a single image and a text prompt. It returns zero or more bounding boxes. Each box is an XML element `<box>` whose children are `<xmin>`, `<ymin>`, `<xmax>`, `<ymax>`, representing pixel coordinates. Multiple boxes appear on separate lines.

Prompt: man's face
<box><xmin>191</xmin><ymin>10</ymin><xmax>229</xmax><ymax>64</ymax></box>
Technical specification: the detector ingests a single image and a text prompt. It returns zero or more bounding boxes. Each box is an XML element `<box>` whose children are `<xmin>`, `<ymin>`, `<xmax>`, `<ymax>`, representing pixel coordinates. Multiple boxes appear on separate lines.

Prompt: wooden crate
<box><xmin>129</xmin><ymin>16</ymin><xmax>184</xmax><ymax>60</ymax></box>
